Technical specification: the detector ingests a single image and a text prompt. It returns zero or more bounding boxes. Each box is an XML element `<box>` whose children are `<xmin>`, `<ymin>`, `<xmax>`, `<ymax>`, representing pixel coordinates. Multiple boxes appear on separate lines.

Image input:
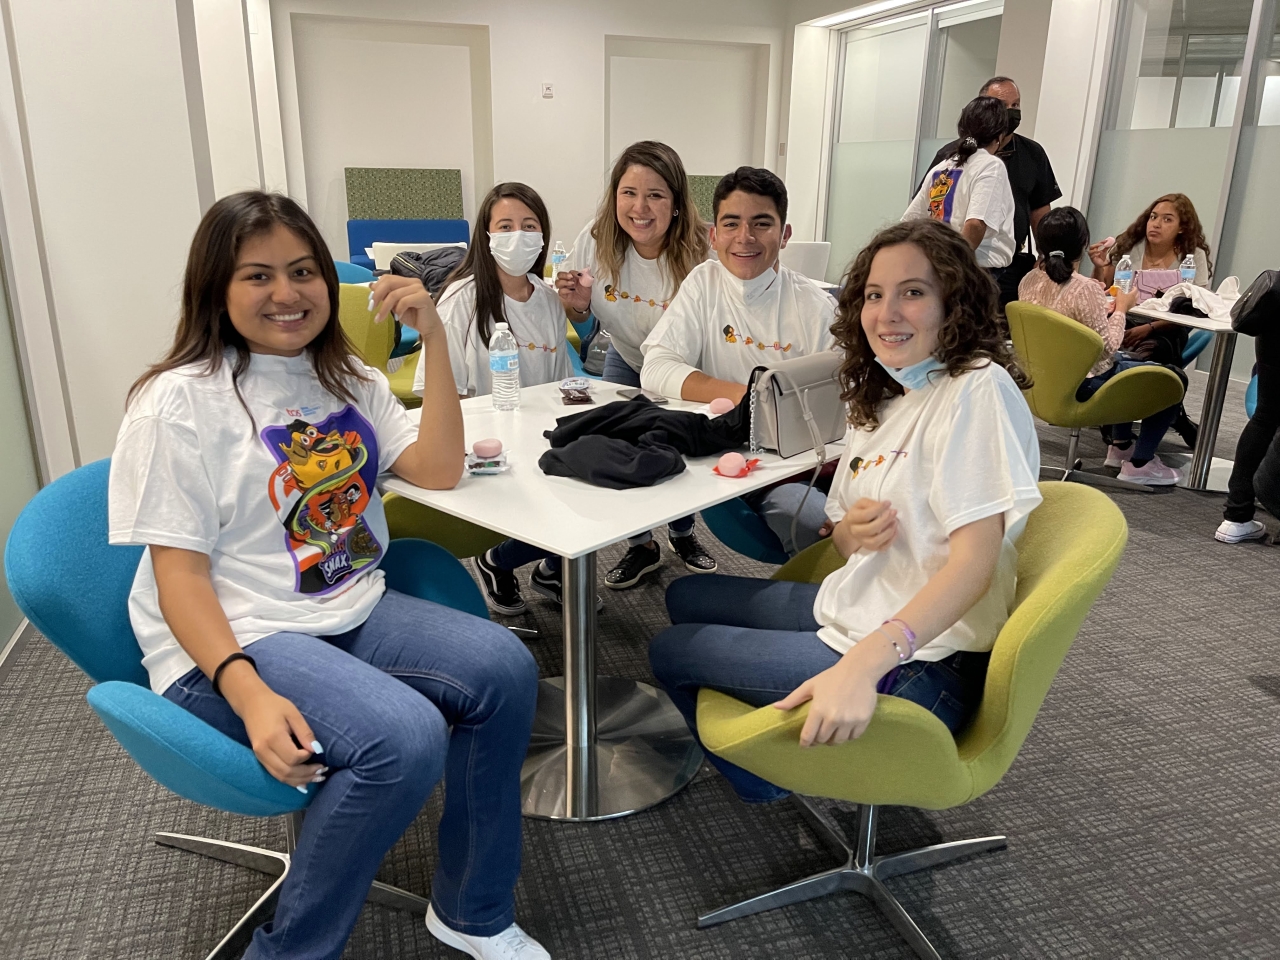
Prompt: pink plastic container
<box><xmin>717</xmin><ymin>452</ymin><xmax>747</xmax><ymax>478</ymax></box>
<box><xmin>472</xmin><ymin>438</ymin><xmax>503</xmax><ymax>458</ymax></box>
<box><xmin>708</xmin><ymin>397</ymin><xmax>735</xmax><ymax>415</ymax></box>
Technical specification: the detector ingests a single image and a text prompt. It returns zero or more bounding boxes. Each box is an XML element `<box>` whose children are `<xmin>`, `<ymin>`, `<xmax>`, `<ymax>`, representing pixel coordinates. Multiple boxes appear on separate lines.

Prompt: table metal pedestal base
<box><xmin>520</xmin><ymin>676</ymin><xmax>703</xmax><ymax>820</ymax></box>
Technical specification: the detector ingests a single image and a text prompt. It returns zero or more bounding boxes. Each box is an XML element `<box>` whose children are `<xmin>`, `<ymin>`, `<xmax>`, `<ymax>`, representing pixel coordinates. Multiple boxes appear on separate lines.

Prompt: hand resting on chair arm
<box><xmin>773</xmin><ymin>512</ymin><xmax>1005</xmax><ymax>748</ymax></box>
<box><xmin>151</xmin><ymin>546</ymin><xmax>326</xmax><ymax>788</ymax></box>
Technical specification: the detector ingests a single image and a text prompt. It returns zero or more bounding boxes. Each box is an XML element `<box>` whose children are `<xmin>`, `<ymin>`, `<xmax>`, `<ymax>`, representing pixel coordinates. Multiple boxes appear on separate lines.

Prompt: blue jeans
<box><xmin>602</xmin><ymin>344</ymin><xmax>695</xmax><ymax>548</ymax></box>
<box><xmin>649</xmin><ymin>576</ymin><xmax>989</xmax><ymax>803</ymax></box>
<box><xmin>1078</xmin><ymin>358</ymin><xmax>1182</xmax><ymax>460</ymax></box>
<box><xmin>164</xmin><ymin>589</ymin><xmax>538</xmax><ymax>960</ymax></box>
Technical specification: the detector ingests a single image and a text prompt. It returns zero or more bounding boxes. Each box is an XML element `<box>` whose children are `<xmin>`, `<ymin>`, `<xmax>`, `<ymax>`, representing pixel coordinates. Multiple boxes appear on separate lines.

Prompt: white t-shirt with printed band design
<box><xmin>639</xmin><ymin>258</ymin><xmax>837</xmax><ymax>399</ymax></box>
<box><xmin>108</xmin><ymin>350</ymin><xmax>420</xmax><ymax>694</ymax></box>
<box><xmin>814</xmin><ymin>361</ymin><xmax>1041</xmax><ymax>662</ymax></box>
<box><xmin>414</xmin><ymin>273</ymin><xmax>572</xmax><ymax>398</ymax></box>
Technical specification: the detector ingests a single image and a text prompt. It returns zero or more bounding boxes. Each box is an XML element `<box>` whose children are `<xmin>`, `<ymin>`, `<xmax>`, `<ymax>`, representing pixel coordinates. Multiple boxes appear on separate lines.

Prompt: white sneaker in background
<box><xmin>1214</xmin><ymin>519</ymin><xmax>1269</xmax><ymax>544</ymax></box>
<box><xmin>1118</xmin><ymin>456</ymin><xmax>1180</xmax><ymax>486</ymax></box>
<box><xmin>1104</xmin><ymin>444</ymin><xmax>1135</xmax><ymax>468</ymax></box>
<box><xmin>426</xmin><ymin>904</ymin><xmax>551</xmax><ymax>959</ymax></box>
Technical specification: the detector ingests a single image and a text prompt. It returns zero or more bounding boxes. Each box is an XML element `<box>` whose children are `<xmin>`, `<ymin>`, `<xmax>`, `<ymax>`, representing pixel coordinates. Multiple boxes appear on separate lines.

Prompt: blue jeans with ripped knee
<box><xmin>164</xmin><ymin>588</ymin><xmax>538</xmax><ymax>960</ymax></box>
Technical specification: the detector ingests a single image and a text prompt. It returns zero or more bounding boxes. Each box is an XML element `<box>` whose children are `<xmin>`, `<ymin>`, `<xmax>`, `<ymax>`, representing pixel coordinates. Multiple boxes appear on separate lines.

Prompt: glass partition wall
<box><xmin>823</xmin><ymin>0</ymin><xmax>1004</xmax><ymax>282</ymax></box>
<box><xmin>1088</xmin><ymin>0</ymin><xmax>1279</xmax><ymax>377</ymax></box>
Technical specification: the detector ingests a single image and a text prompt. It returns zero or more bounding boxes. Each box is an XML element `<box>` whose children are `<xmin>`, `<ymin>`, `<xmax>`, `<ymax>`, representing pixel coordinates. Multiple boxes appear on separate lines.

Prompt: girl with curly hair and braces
<box><xmin>649</xmin><ymin>219</ymin><xmax>1042</xmax><ymax>803</ymax></box>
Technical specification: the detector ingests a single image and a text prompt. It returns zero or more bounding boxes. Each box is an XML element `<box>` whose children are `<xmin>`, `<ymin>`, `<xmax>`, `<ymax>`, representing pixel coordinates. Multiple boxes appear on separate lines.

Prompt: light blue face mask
<box><xmin>875</xmin><ymin>355</ymin><xmax>946</xmax><ymax>391</ymax></box>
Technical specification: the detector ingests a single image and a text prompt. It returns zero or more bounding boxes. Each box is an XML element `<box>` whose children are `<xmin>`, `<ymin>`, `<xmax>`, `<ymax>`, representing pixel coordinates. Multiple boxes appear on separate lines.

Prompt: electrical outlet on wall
<box><xmin>541</xmin><ymin>83</ymin><xmax>554</xmax><ymax>99</ymax></box>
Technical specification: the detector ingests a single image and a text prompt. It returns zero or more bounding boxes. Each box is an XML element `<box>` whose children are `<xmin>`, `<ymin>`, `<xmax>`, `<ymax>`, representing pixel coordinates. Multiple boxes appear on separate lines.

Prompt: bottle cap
<box><xmin>495</xmin><ymin>322</ymin><xmax>509</xmax><ymax>330</ymax></box>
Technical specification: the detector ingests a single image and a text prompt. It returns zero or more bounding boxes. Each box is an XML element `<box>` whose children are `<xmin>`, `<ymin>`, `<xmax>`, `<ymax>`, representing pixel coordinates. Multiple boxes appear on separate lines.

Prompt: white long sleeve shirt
<box><xmin>639</xmin><ymin>259</ymin><xmax>837</xmax><ymax>398</ymax></box>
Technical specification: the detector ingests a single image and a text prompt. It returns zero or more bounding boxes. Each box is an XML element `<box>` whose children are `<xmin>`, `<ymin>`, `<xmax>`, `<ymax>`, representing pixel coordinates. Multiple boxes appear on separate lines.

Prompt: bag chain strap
<box><xmin>748</xmin><ymin>375</ymin><xmax>759</xmax><ymax>456</ymax></box>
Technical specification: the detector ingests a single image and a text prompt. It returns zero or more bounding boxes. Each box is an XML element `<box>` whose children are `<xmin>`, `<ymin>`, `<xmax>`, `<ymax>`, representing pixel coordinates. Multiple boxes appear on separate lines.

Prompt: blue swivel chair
<box><xmin>1246</xmin><ymin>371</ymin><xmax>1259</xmax><ymax>418</ymax></box>
<box><xmin>1182</xmin><ymin>329</ymin><xmax>1212</xmax><ymax>368</ymax></box>
<box><xmin>701</xmin><ymin>499</ymin><xmax>790</xmax><ymax>566</ymax></box>
<box><xmin>4</xmin><ymin>459</ymin><xmax>489</xmax><ymax>959</ymax></box>
<box><xmin>334</xmin><ymin>260</ymin><xmax>376</xmax><ymax>284</ymax></box>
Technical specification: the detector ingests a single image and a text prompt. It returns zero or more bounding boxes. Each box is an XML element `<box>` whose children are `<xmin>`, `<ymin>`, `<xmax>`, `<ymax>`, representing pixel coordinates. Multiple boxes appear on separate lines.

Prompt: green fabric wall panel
<box><xmin>344</xmin><ymin>167</ymin><xmax>464</xmax><ymax>219</ymax></box>
<box><xmin>688</xmin><ymin>174</ymin><xmax>723</xmax><ymax>223</ymax></box>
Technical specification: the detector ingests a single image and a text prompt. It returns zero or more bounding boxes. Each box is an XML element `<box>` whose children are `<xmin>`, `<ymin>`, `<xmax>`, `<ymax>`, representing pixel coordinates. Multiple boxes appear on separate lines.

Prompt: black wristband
<box><xmin>212</xmin><ymin>651</ymin><xmax>257</xmax><ymax>697</ymax></box>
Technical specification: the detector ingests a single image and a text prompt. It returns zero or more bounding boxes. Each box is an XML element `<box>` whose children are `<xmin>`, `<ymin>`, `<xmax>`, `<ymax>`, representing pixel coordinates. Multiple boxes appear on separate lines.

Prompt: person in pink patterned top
<box><xmin>1018</xmin><ymin>206</ymin><xmax>1185</xmax><ymax>486</ymax></box>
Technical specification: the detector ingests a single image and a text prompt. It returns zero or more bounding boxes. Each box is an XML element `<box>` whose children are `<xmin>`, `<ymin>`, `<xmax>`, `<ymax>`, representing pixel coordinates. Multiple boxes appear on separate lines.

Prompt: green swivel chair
<box><xmin>694</xmin><ymin>482</ymin><xmax>1127</xmax><ymax>959</ymax></box>
<box><xmin>382</xmin><ymin>492</ymin><xmax>507</xmax><ymax>560</ymax></box>
<box><xmin>1007</xmin><ymin>301</ymin><xmax>1184</xmax><ymax>492</ymax></box>
<box><xmin>337</xmin><ymin>283</ymin><xmax>422</xmax><ymax>408</ymax></box>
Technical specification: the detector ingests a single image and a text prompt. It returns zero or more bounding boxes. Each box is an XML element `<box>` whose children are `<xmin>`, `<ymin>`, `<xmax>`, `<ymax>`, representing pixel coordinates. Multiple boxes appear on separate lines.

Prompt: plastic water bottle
<box><xmin>550</xmin><ymin>240</ymin><xmax>568</xmax><ymax>279</ymax></box>
<box><xmin>1115</xmin><ymin>254</ymin><xmax>1134</xmax><ymax>294</ymax></box>
<box><xmin>489</xmin><ymin>322</ymin><xmax>521</xmax><ymax>411</ymax></box>
<box><xmin>1180</xmin><ymin>254</ymin><xmax>1197</xmax><ymax>285</ymax></box>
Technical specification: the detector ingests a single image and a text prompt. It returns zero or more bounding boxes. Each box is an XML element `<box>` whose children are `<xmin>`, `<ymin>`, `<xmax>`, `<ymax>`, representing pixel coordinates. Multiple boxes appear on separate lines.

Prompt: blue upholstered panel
<box><xmin>1246</xmin><ymin>374</ymin><xmax>1258</xmax><ymax>419</ymax></box>
<box><xmin>1181</xmin><ymin>329</ymin><xmax>1212</xmax><ymax>368</ymax></box>
<box><xmin>346</xmin><ymin>219</ymin><xmax>470</xmax><ymax>261</ymax></box>
<box><xmin>88</xmin><ymin>682</ymin><xmax>311</xmax><ymax>815</ymax></box>
<box><xmin>335</xmin><ymin>260</ymin><xmax>375</xmax><ymax>284</ymax></box>
<box><xmin>700</xmin><ymin>498</ymin><xmax>790</xmax><ymax>566</ymax></box>
<box><xmin>382</xmin><ymin>538</ymin><xmax>489</xmax><ymax>622</ymax></box>
<box><xmin>5</xmin><ymin>458</ymin><xmax>149</xmax><ymax>686</ymax></box>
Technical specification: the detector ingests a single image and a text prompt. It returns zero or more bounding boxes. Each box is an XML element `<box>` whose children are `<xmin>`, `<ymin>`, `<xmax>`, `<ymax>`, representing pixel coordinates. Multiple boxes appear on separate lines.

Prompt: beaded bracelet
<box><xmin>875</xmin><ymin>629</ymin><xmax>911</xmax><ymax>664</ymax></box>
<box><xmin>883</xmin><ymin>618</ymin><xmax>918</xmax><ymax>657</ymax></box>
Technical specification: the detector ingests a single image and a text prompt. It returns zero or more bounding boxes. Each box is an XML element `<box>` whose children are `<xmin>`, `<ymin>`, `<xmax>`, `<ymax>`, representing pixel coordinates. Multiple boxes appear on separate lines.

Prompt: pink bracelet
<box><xmin>883</xmin><ymin>618</ymin><xmax>917</xmax><ymax>657</ymax></box>
<box><xmin>873</xmin><ymin>628</ymin><xmax>910</xmax><ymax>664</ymax></box>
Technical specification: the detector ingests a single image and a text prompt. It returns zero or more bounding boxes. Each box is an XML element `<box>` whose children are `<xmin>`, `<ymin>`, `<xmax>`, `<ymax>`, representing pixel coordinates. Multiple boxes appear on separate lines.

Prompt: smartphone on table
<box><xmin>617</xmin><ymin>388</ymin><xmax>669</xmax><ymax>405</ymax></box>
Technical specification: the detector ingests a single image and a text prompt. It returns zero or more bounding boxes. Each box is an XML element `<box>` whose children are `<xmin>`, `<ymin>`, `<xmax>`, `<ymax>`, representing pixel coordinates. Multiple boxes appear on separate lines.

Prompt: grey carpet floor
<box><xmin>2</xmin><ymin>371</ymin><xmax>1278</xmax><ymax>959</ymax></box>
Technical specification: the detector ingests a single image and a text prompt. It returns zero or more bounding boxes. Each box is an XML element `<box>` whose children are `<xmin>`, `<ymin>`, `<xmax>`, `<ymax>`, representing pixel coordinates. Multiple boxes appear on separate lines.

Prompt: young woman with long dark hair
<box><xmin>649</xmin><ymin>219</ymin><xmax>1040</xmax><ymax>802</ymax></box>
<box><xmin>109</xmin><ymin>192</ymin><xmax>548</xmax><ymax>960</ymax></box>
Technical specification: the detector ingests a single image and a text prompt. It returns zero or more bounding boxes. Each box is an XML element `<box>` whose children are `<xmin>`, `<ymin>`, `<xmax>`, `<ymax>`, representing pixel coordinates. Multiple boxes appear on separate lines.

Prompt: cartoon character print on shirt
<box><xmin>927</xmin><ymin>168</ymin><xmax>961</xmax><ymax>223</ymax></box>
<box><xmin>263</xmin><ymin>406</ymin><xmax>383</xmax><ymax>595</ymax></box>
<box><xmin>848</xmin><ymin>450</ymin><xmax>908</xmax><ymax>483</ymax></box>
<box><xmin>723</xmin><ymin>323</ymin><xmax>791</xmax><ymax>352</ymax></box>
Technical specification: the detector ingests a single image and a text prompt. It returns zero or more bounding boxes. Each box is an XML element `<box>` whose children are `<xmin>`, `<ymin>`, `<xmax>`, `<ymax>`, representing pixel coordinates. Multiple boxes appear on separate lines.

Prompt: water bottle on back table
<box><xmin>550</xmin><ymin>241</ymin><xmax>568</xmax><ymax>280</ymax></box>
<box><xmin>490</xmin><ymin>322</ymin><xmax>521</xmax><ymax>411</ymax></box>
<box><xmin>1180</xmin><ymin>254</ymin><xmax>1197</xmax><ymax>285</ymax></box>
<box><xmin>1115</xmin><ymin>254</ymin><xmax>1134</xmax><ymax>294</ymax></box>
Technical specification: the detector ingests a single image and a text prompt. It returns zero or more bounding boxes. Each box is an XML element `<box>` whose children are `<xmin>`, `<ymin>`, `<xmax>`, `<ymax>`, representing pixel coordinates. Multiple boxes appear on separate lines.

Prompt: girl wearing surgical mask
<box><xmin>412</xmin><ymin>181</ymin><xmax>571</xmax><ymax>399</ymax></box>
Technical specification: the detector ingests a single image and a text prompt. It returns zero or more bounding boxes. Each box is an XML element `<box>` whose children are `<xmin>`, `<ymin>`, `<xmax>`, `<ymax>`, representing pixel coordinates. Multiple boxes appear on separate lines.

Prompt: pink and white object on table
<box><xmin>708</xmin><ymin>397</ymin><xmax>735</xmax><ymax>416</ymax></box>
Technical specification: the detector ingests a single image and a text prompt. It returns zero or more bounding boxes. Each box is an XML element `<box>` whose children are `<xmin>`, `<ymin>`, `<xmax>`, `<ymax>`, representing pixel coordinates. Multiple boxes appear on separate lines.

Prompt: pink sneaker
<box><xmin>1104</xmin><ymin>444</ymin><xmax>1134</xmax><ymax>468</ymax></box>
<box><xmin>1119</xmin><ymin>455</ymin><xmax>1179</xmax><ymax>486</ymax></box>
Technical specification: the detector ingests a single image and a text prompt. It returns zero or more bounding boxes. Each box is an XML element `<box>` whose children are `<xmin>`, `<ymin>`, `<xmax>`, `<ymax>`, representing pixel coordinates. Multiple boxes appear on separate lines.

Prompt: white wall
<box><xmin>194</xmin><ymin>0</ymin><xmax>264</xmax><ymax>197</ymax></box>
<box><xmin>262</xmin><ymin>0</ymin><xmax>786</xmax><ymax>252</ymax></box>
<box><xmin>6</xmin><ymin>0</ymin><xmax>203</xmax><ymax>466</ymax></box>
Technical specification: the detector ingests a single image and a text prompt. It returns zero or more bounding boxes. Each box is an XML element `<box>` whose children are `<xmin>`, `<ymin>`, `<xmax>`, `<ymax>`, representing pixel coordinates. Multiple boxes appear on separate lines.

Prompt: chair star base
<box><xmin>1041</xmin><ymin>428</ymin><xmax>1156</xmax><ymax>493</ymax></box>
<box><xmin>155</xmin><ymin>812</ymin><xmax>430</xmax><ymax>960</ymax></box>
<box><xmin>697</xmin><ymin>797</ymin><xmax>1006</xmax><ymax>960</ymax></box>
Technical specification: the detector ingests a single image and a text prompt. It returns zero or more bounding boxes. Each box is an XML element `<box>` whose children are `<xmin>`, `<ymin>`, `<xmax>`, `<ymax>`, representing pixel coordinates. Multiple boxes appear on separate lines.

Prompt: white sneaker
<box><xmin>1103</xmin><ymin>444</ymin><xmax>1135</xmax><ymax>468</ymax></box>
<box><xmin>1215</xmin><ymin>519</ymin><xmax>1269</xmax><ymax>544</ymax></box>
<box><xmin>1118</xmin><ymin>455</ymin><xmax>1180</xmax><ymax>486</ymax></box>
<box><xmin>426</xmin><ymin>904</ymin><xmax>551</xmax><ymax>959</ymax></box>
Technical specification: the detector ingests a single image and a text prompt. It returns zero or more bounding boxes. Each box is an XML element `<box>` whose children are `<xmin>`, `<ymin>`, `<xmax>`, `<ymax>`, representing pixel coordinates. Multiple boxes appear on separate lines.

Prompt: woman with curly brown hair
<box><xmin>648</xmin><ymin>219</ymin><xmax>1041</xmax><ymax>803</ymax></box>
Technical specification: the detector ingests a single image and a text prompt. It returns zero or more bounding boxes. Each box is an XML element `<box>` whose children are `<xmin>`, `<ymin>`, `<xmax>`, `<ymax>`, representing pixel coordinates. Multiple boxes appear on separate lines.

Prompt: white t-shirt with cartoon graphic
<box><xmin>414</xmin><ymin>274</ymin><xmax>572</xmax><ymax>397</ymax></box>
<box><xmin>903</xmin><ymin>148</ymin><xmax>1015</xmax><ymax>269</ymax></box>
<box><xmin>639</xmin><ymin>258</ymin><xmax>837</xmax><ymax>399</ymax></box>
<box><xmin>814</xmin><ymin>361</ymin><xmax>1041</xmax><ymax>661</ymax></box>
<box><xmin>567</xmin><ymin>222</ymin><xmax>675</xmax><ymax>373</ymax></box>
<box><xmin>108</xmin><ymin>350</ymin><xmax>420</xmax><ymax>694</ymax></box>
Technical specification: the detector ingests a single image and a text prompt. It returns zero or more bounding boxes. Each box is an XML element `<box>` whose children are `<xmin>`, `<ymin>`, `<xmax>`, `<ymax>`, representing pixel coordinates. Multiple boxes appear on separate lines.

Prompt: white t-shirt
<box><xmin>814</xmin><ymin>361</ymin><xmax>1041</xmax><ymax>661</ymax></box>
<box><xmin>904</xmin><ymin>148</ymin><xmax>1015</xmax><ymax>269</ymax></box>
<box><xmin>415</xmin><ymin>274</ymin><xmax>572</xmax><ymax>397</ymax></box>
<box><xmin>639</xmin><ymin>259</ymin><xmax>837</xmax><ymax>399</ymax></box>
<box><xmin>567</xmin><ymin>221</ymin><xmax>675</xmax><ymax>372</ymax></box>
<box><xmin>108</xmin><ymin>350</ymin><xmax>420</xmax><ymax>694</ymax></box>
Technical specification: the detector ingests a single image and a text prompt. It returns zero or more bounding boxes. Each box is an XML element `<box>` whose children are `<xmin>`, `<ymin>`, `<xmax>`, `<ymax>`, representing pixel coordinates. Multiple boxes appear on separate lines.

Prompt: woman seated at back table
<box><xmin>648</xmin><ymin>219</ymin><xmax>1041</xmax><ymax>801</ymax></box>
<box><xmin>1088</xmin><ymin>192</ymin><xmax>1212</xmax><ymax>448</ymax></box>
<box><xmin>1020</xmin><ymin>206</ymin><xmax>1185</xmax><ymax>486</ymax></box>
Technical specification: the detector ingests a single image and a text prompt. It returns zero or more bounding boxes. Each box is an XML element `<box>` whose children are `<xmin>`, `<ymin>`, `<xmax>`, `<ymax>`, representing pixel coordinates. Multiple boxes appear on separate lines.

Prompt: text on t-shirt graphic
<box><xmin>928</xmin><ymin>168</ymin><xmax>962</xmax><ymax>222</ymax></box>
<box><xmin>263</xmin><ymin>406</ymin><xmax>383</xmax><ymax>595</ymax></box>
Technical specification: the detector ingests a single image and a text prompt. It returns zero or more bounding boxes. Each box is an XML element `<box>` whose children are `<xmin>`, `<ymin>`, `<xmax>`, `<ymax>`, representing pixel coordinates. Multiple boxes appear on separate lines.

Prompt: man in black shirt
<box><xmin>928</xmin><ymin>76</ymin><xmax>1061</xmax><ymax>308</ymax></box>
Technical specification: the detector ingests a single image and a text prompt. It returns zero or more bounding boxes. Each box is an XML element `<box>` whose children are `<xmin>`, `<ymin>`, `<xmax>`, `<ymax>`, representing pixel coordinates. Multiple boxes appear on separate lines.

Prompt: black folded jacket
<box><xmin>537</xmin><ymin>394</ymin><xmax>752</xmax><ymax>489</ymax></box>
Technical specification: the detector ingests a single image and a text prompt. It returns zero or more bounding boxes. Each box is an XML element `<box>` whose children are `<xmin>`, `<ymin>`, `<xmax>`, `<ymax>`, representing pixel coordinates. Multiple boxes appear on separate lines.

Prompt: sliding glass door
<box><xmin>823</xmin><ymin>1</ymin><xmax>1004</xmax><ymax>282</ymax></box>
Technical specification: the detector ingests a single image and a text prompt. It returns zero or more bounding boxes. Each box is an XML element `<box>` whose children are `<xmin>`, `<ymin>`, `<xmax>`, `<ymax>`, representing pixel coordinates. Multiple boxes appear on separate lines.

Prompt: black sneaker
<box><xmin>474</xmin><ymin>549</ymin><xmax>527</xmax><ymax>616</ymax></box>
<box><xmin>605</xmin><ymin>542</ymin><xmax>664</xmax><ymax>590</ymax></box>
<box><xmin>529</xmin><ymin>563</ymin><xmax>605</xmax><ymax>612</ymax></box>
<box><xmin>1173</xmin><ymin>407</ymin><xmax>1199</xmax><ymax>449</ymax></box>
<box><xmin>668</xmin><ymin>532</ymin><xmax>717</xmax><ymax>573</ymax></box>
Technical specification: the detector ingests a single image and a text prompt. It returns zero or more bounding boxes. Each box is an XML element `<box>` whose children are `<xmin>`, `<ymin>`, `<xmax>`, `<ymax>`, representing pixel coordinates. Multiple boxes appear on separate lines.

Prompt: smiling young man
<box><xmin>640</xmin><ymin>167</ymin><xmax>836</xmax><ymax>404</ymax></box>
<box><xmin>640</xmin><ymin>167</ymin><xmax>838</xmax><ymax>554</ymax></box>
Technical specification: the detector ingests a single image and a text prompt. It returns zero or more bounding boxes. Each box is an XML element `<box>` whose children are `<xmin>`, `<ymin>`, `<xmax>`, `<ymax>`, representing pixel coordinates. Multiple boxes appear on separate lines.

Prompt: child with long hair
<box><xmin>649</xmin><ymin>219</ymin><xmax>1041</xmax><ymax>802</ymax></box>
<box><xmin>1020</xmin><ymin>206</ymin><xmax>1185</xmax><ymax>485</ymax></box>
<box><xmin>109</xmin><ymin>192</ymin><xmax>547</xmax><ymax>960</ymax></box>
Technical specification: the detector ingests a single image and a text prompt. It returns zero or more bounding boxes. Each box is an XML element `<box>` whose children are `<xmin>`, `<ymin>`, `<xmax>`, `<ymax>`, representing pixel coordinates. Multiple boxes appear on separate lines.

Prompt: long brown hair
<box><xmin>832</xmin><ymin>219</ymin><xmax>1030</xmax><ymax>430</ymax></box>
<box><xmin>438</xmin><ymin>182</ymin><xmax>550</xmax><ymax>349</ymax></box>
<box><xmin>1111</xmin><ymin>192</ymin><xmax>1214</xmax><ymax>278</ymax></box>
<box><xmin>591</xmin><ymin>140</ymin><xmax>708</xmax><ymax>293</ymax></box>
<box><xmin>128</xmin><ymin>191</ymin><xmax>366</xmax><ymax>415</ymax></box>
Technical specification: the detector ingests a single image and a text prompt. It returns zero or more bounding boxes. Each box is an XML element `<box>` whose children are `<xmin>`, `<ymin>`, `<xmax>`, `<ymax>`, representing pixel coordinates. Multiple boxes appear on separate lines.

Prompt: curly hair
<box><xmin>1111</xmin><ymin>192</ymin><xmax>1214</xmax><ymax>279</ymax></box>
<box><xmin>831</xmin><ymin>219</ymin><xmax>1030</xmax><ymax>430</ymax></box>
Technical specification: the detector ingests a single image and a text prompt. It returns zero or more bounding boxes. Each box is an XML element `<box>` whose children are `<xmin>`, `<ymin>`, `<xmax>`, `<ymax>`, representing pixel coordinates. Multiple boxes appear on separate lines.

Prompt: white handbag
<box><xmin>748</xmin><ymin>350</ymin><xmax>847</xmax><ymax>459</ymax></box>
